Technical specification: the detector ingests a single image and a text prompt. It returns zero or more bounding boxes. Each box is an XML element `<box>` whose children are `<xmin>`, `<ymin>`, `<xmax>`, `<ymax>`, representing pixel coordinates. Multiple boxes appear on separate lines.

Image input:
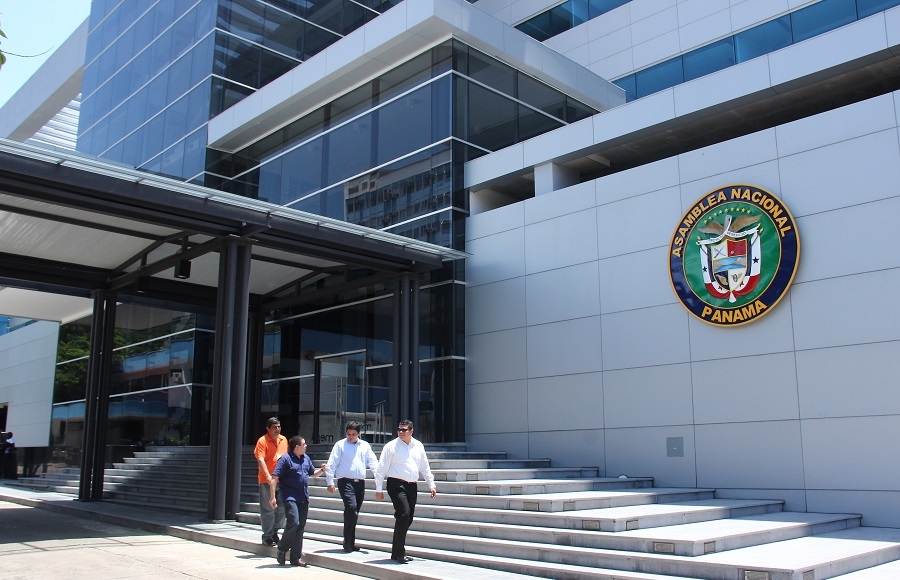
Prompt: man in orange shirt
<box><xmin>255</xmin><ymin>417</ymin><xmax>288</xmax><ymax>546</ymax></box>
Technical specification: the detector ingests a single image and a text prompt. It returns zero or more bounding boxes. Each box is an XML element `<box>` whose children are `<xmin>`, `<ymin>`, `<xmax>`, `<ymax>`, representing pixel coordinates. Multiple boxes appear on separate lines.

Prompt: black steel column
<box><xmin>79</xmin><ymin>290</ymin><xmax>116</xmax><ymax>501</ymax></box>
<box><xmin>391</xmin><ymin>278</ymin><xmax>401</xmax><ymax>427</ymax></box>
<box><xmin>398</xmin><ymin>273</ymin><xmax>410</xmax><ymax>421</ymax></box>
<box><xmin>226</xmin><ymin>242</ymin><xmax>252</xmax><ymax>519</ymax></box>
<box><xmin>409</xmin><ymin>275</ymin><xmax>420</xmax><ymax>429</ymax></box>
<box><xmin>208</xmin><ymin>242</ymin><xmax>238</xmax><ymax>520</ymax></box>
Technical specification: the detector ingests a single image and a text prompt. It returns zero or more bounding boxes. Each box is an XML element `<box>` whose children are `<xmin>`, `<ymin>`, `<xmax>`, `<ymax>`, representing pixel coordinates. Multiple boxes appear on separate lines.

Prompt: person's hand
<box><xmin>430</xmin><ymin>487</ymin><xmax>437</xmax><ymax>498</ymax></box>
<box><xmin>320</xmin><ymin>463</ymin><xmax>329</xmax><ymax>471</ymax></box>
<box><xmin>327</xmin><ymin>484</ymin><xmax>335</xmax><ymax>493</ymax></box>
<box><xmin>375</xmin><ymin>492</ymin><xmax>384</xmax><ymax>501</ymax></box>
<box><xmin>269</xmin><ymin>497</ymin><xmax>276</xmax><ymax>508</ymax></box>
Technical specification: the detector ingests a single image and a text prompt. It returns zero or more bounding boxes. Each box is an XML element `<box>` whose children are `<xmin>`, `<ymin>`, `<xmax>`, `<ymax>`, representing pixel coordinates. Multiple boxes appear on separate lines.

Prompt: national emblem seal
<box><xmin>668</xmin><ymin>185</ymin><xmax>800</xmax><ymax>326</ymax></box>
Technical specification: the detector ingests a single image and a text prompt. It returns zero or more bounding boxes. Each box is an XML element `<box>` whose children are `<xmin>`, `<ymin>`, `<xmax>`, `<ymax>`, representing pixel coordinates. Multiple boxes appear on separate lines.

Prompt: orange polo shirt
<box><xmin>255</xmin><ymin>433</ymin><xmax>288</xmax><ymax>484</ymax></box>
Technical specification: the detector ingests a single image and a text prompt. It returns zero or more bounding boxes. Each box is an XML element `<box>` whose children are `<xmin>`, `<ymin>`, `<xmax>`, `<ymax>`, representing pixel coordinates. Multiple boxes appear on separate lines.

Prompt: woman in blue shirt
<box><xmin>269</xmin><ymin>435</ymin><xmax>325</xmax><ymax>566</ymax></box>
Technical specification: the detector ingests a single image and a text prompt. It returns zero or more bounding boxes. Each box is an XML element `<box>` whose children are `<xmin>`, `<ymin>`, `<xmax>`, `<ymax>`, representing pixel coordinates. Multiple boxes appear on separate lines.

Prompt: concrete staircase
<box><xmin>10</xmin><ymin>444</ymin><xmax>900</xmax><ymax>579</ymax></box>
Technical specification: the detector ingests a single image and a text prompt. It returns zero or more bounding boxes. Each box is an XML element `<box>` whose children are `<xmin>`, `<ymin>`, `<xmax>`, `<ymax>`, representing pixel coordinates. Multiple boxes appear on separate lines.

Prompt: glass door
<box><xmin>314</xmin><ymin>350</ymin><xmax>367</xmax><ymax>445</ymax></box>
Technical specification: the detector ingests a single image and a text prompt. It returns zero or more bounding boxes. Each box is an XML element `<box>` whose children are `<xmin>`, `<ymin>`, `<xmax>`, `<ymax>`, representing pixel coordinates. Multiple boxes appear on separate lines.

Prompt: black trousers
<box><xmin>386</xmin><ymin>477</ymin><xmax>417</xmax><ymax>558</ymax></box>
<box><xmin>337</xmin><ymin>477</ymin><xmax>366</xmax><ymax>549</ymax></box>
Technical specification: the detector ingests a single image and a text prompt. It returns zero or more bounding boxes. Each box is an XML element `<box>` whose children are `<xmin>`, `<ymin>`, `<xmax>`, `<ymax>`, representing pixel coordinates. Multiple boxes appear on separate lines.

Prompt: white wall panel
<box><xmin>678</xmin><ymin>129</ymin><xmax>777</xmax><ymax>185</ymax></box>
<box><xmin>528</xmin><ymin>372</ymin><xmax>603</xmax><ymax>431</ymax></box>
<box><xmin>695</xmin><ymin>420</ymin><xmax>804</xmax><ymax>489</ymax></box>
<box><xmin>791</xmin><ymin>269</ymin><xmax>900</xmax><ymax>351</ymax></box>
<box><xmin>603</xmin><ymin>363</ymin><xmax>693</xmax><ymax>428</ymax></box>
<box><xmin>529</xmin><ymin>428</ymin><xmax>605</xmax><ymax>468</ymax></box>
<box><xmin>730</xmin><ymin>0</ymin><xmax>793</xmax><ymax>32</ymax></box>
<box><xmin>467</xmin><ymin>328</ymin><xmax>528</xmax><ymax>384</ymax></box>
<box><xmin>802</xmin><ymin>415</ymin><xmax>900</xmax><ymax>491</ymax></box>
<box><xmin>796</xmin><ymin>341</ymin><xmax>900</xmax><ymax>419</ymax></box>
<box><xmin>466</xmin><ymin>227</ymin><xmax>526</xmax><ymax>286</ymax></box>
<box><xmin>601</xmin><ymin>304</ymin><xmax>690</xmax><ymax>370</ymax></box>
<box><xmin>526</xmin><ymin>315</ymin><xmax>604</xmax><ymax>377</ymax></box>
<box><xmin>807</xmin><ymin>490</ymin><xmax>900</xmax><ymax>528</ymax></box>
<box><xmin>526</xmin><ymin>261</ymin><xmax>601</xmax><ymax>325</ymax></box>
<box><xmin>605</xmin><ymin>425</ymin><xmax>698</xmax><ymax>487</ymax></box>
<box><xmin>596</xmin><ymin>186</ymin><xmax>682</xmax><ymax>259</ymax></box>
<box><xmin>692</xmin><ymin>352</ymin><xmax>799</xmax><ymax>424</ymax></box>
<box><xmin>466</xmin><ymin>277</ymin><xmax>527</xmax><ymax>335</ymax></box>
<box><xmin>778</xmin><ymin>129</ymin><xmax>900</xmax><ymax>217</ymax></box>
<box><xmin>596</xmin><ymin>157</ymin><xmax>680</xmax><ymax>205</ymax></box>
<box><xmin>467</xmin><ymin>200</ymin><xmax>524</xmax><ymax>241</ymax></box>
<box><xmin>524</xmin><ymin>208</ymin><xmax>598</xmax><ymax>274</ymax></box>
<box><xmin>776</xmin><ymin>93</ymin><xmax>896</xmax><ymax>157</ymax></box>
<box><xmin>524</xmin><ymin>180</ymin><xmax>595</xmax><ymax>225</ymax></box>
<box><xmin>466</xmin><ymin>380</ymin><xmax>528</xmax><ymax>434</ymax></box>
<box><xmin>598</xmin><ymin>247</ymin><xmax>674</xmax><ymax>314</ymax></box>
<box><xmin>678</xmin><ymin>8</ymin><xmax>732</xmax><ymax>51</ymax></box>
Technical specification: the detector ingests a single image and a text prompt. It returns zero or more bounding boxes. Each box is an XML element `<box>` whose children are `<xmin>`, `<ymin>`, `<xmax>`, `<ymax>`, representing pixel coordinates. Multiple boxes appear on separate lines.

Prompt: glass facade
<box><xmin>70</xmin><ymin>1</ymin><xmax>596</xmax><ymax>447</ymax></box>
<box><xmin>77</xmin><ymin>0</ymin><xmax>402</xmax><ymax>181</ymax></box>
<box><xmin>51</xmin><ymin>307</ymin><xmax>214</xmax><ymax>467</ymax></box>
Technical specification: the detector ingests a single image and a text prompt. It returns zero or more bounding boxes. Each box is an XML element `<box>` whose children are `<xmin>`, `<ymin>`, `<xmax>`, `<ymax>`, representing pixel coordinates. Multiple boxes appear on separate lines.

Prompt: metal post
<box><xmin>391</xmin><ymin>277</ymin><xmax>401</xmax><ymax>431</ymax></box>
<box><xmin>399</xmin><ymin>273</ymin><xmax>410</xmax><ymax>422</ymax></box>
<box><xmin>91</xmin><ymin>292</ymin><xmax>116</xmax><ymax>500</ymax></box>
<box><xmin>226</xmin><ymin>242</ymin><xmax>251</xmax><ymax>519</ymax></box>
<box><xmin>208</xmin><ymin>241</ymin><xmax>237</xmax><ymax>520</ymax></box>
<box><xmin>78</xmin><ymin>292</ymin><xmax>105</xmax><ymax>500</ymax></box>
<box><xmin>410</xmin><ymin>275</ymin><xmax>420</xmax><ymax>432</ymax></box>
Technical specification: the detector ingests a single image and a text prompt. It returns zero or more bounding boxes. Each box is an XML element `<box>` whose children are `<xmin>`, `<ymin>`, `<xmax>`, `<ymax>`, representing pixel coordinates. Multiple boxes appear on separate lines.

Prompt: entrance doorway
<box><xmin>314</xmin><ymin>350</ymin><xmax>369</xmax><ymax>445</ymax></box>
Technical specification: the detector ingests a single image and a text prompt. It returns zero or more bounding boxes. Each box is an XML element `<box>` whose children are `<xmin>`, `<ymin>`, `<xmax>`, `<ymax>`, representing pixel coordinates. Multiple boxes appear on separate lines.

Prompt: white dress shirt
<box><xmin>324</xmin><ymin>437</ymin><xmax>378</xmax><ymax>486</ymax></box>
<box><xmin>375</xmin><ymin>436</ymin><xmax>435</xmax><ymax>492</ymax></box>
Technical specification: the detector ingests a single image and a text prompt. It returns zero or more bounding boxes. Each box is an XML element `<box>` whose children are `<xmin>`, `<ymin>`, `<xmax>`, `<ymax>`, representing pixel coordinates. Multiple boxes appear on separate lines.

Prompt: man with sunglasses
<box><xmin>374</xmin><ymin>420</ymin><xmax>436</xmax><ymax>564</ymax></box>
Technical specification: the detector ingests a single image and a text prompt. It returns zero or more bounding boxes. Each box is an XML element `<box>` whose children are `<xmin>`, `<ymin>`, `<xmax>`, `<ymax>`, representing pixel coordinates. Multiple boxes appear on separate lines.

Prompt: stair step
<box><xmin>433</xmin><ymin>467</ymin><xmax>599</xmax><ymax>481</ymax></box>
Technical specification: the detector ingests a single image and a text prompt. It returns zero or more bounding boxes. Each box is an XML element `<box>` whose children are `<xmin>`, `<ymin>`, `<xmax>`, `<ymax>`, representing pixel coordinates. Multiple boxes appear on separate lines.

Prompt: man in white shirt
<box><xmin>324</xmin><ymin>420</ymin><xmax>379</xmax><ymax>552</ymax></box>
<box><xmin>374</xmin><ymin>419</ymin><xmax>436</xmax><ymax>564</ymax></box>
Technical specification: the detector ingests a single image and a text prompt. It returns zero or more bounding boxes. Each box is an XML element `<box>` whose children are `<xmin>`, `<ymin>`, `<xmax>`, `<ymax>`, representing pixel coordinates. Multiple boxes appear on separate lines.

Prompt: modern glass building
<box><xmin>53</xmin><ymin>0</ymin><xmax>604</xmax><ymax>450</ymax></box>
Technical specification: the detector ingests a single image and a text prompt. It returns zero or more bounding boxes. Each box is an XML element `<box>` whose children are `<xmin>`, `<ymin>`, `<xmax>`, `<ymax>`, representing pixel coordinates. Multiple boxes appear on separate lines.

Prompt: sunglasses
<box><xmin>397</xmin><ymin>428</ymin><xmax>411</xmax><ymax>432</ymax></box>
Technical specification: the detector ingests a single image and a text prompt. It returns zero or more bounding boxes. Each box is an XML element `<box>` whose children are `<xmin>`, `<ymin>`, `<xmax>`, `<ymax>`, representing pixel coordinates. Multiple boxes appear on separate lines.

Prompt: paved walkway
<box><xmin>0</xmin><ymin>482</ymin><xmax>535</xmax><ymax>580</ymax></box>
<box><xmin>0</xmin><ymin>501</ymin><xmax>358</xmax><ymax>579</ymax></box>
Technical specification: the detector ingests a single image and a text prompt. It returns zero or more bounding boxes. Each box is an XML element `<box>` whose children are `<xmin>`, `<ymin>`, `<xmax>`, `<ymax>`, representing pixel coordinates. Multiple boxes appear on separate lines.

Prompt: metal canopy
<box><xmin>0</xmin><ymin>139</ymin><xmax>466</xmax><ymax>321</ymax></box>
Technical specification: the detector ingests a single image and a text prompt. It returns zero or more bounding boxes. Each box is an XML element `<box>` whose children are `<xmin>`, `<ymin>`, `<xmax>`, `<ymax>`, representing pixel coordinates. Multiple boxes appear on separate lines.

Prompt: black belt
<box><xmin>338</xmin><ymin>477</ymin><xmax>363</xmax><ymax>482</ymax></box>
<box><xmin>387</xmin><ymin>477</ymin><xmax>417</xmax><ymax>484</ymax></box>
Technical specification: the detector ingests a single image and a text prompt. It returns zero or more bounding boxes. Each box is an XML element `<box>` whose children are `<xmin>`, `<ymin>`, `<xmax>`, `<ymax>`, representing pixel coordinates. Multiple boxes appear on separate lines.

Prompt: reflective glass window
<box><xmin>465</xmin><ymin>81</ymin><xmax>519</xmax><ymax>151</ymax></box>
<box><xmin>160</xmin><ymin>139</ymin><xmax>186</xmax><ymax>178</ymax></box>
<box><xmin>589</xmin><ymin>0</ymin><xmax>629</xmax><ymax>18</ymax></box>
<box><xmin>857</xmin><ymin>0</ymin><xmax>900</xmax><ymax>18</ymax></box>
<box><xmin>259</xmin><ymin>48</ymin><xmax>297</xmax><ymax>86</ymax></box>
<box><xmin>214</xmin><ymin>33</ymin><xmax>261</xmax><ymax>88</ymax></box>
<box><xmin>466</xmin><ymin>49</ymin><xmax>516</xmax><ymax>97</ymax></box>
<box><xmin>634</xmin><ymin>57</ymin><xmax>683</xmax><ymax>99</ymax></box>
<box><xmin>791</xmin><ymin>0</ymin><xmax>857</xmax><ymax>43</ymax></box>
<box><xmin>518</xmin><ymin>73</ymin><xmax>567</xmax><ymax>120</ymax></box>
<box><xmin>683</xmin><ymin>37</ymin><xmax>735</xmax><ymax>82</ymax></box>
<box><xmin>325</xmin><ymin>115</ymin><xmax>373</xmax><ymax>185</ymax></box>
<box><xmin>735</xmin><ymin>15</ymin><xmax>791</xmax><ymax>62</ymax></box>
<box><xmin>376</xmin><ymin>84</ymin><xmax>435</xmax><ymax>165</ymax></box>
<box><xmin>518</xmin><ymin>104</ymin><xmax>564</xmax><ymax>142</ymax></box>
<box><xmin>302</xmin><ymin>23</ymin><xmax>341</xmax><ymax>60</ymax></box>
<box><xmin>219</xmin><ymin>0</ymin><xmax>265</xmax><ymax>44</ymax></box>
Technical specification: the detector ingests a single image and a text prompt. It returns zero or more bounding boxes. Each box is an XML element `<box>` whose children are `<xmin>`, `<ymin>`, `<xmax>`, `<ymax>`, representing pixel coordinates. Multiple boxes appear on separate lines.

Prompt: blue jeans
<box><xmin>258</xmin><ymin>484</ymin><xmax>285</xmax><ymax>540</ymax></box>
<box><xmin>277</xmin><ymin>499</ymin><xmax>309</xmax><ymax>562</ymax></box>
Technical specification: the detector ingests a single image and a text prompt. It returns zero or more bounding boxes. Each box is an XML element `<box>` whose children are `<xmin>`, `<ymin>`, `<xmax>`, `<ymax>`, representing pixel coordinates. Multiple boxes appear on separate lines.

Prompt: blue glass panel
<box><xmin>160</xmin><ymin>139</ymin><xmax>186</xmax><ymax>179</ymax></box>
<box><xmin>166</xmin><ymin>53</ymin><xmax>193</xmax><ymax>102</ymax></box>
<box><xmin>518</xmin><ymin>104</ymin><xmax>563</xmax><ymax>142</ymax></box>
<box><xmin>191</xmin><ymin>35</ymin><xmax>215</xmax><ymax>88</ymax></box>
<box><xmin>325</xmin><ymin>116</ymin><xmax>373</xmax><ymax>186</ymax></box>
<box><xmin>466</xmin><ymin>81</ymin><xmax>519</xmax><ymax>151</ymax></box>
<box><xmin>183</xmin><ymin>129</ymin><xmax>207</xmax><ymax>180</ymax></box>
<box><xmin>634</xmin><ymin>57</ymin><xmax>683</xmax><ymax>99</ymax></box>
<box><xmin>791</xmin><ymin>0</ymin><xmax>857</xmax><ymax>43</ymax></box>
<box><xmin>857</xmin><ymin>0</ymin><xmax>900</xmax><ymax>18</ymax></box>
<box><xmin>683</xmin><ymin>37</ymin><xmax>735</xmax><ymax>82</ymax></box>
<box><xmin>163</xmin><ymin>96</ymin><xmax>189</xmax><ymax>149</ymax></box>
<box><xmin>126</xmin><ymin>89</ymin><xmax>149</xmax><ymax>134</ymax></box>
<box><xmin>735</xmin><ymin>15</ymin><xmax>791</xmax><ymax>62</ymax></box>
<box><xmin>274</xmin><ymin>139</ymin><xmax>324</xmax><ymax>205</ymax></box>
<box><xmin>171</xmin><ymin>7</ymin><xmax>197</xmax><ymax>59</ymax></box>
<box><xmin>376</xmin><ymin>84</ymin><xmax>434</xmax><ymax>165</ymax></box>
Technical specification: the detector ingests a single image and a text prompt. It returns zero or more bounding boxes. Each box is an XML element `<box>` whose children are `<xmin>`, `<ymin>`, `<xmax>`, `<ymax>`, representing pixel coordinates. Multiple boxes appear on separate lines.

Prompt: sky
<box><xmin>0</xmin><ymin>0</ymin><xmax>91</xmax><ymax>108</ymax></box>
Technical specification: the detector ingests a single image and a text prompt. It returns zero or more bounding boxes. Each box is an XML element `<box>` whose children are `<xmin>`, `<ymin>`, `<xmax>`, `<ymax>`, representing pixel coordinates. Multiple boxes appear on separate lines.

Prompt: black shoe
<box><xmin>291</xmin><ymin>560</ymin><xmax>308</xmax><ymax>567</ymax></box>
<box><xmin>276</xmin><ymin>551</ymin><xmax>286</xmax><ymax>566</ymax></box>
<box><xmin>391</xmin><ymin>555</ymin><xmax>411</xmax><ymax>563</ymax></box>
<box><xmin>262</xmin><ymin>537</ymin><xmax>276</xmax><ymax>546</ymax></box>
<box><xmin>272</xmin><ymin>532</ymin><xmax>280</xmax><ymax>544</ymax></box>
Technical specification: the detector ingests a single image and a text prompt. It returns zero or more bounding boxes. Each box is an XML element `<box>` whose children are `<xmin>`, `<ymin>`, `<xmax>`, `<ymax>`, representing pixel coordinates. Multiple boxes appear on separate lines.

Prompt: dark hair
<box><xmin>288</xmin><ymin>435</ymin><xmax>305</xmax><ymax>450</ymax></box>
<box><xmin>266</xmin><ymin>417</ymin><xmax>280</xmax><ymax>428</ymax></box>
<box><xmin>345</xmin><ymin>421</ymin><xmax>362</xmax><ymax>434</ymax></box>
<box><xmin>398</xmin><ymin>419</ymin><xmax>413</xmax><ymax>430</ymax></box>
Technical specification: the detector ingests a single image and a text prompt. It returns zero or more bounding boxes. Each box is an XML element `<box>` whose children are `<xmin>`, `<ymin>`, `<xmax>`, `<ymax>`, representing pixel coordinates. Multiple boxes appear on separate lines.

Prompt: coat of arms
<box><xmin>668</xmin><ymin>185</ymin><xmax>800</xmax><ymax>327</ymax></box>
